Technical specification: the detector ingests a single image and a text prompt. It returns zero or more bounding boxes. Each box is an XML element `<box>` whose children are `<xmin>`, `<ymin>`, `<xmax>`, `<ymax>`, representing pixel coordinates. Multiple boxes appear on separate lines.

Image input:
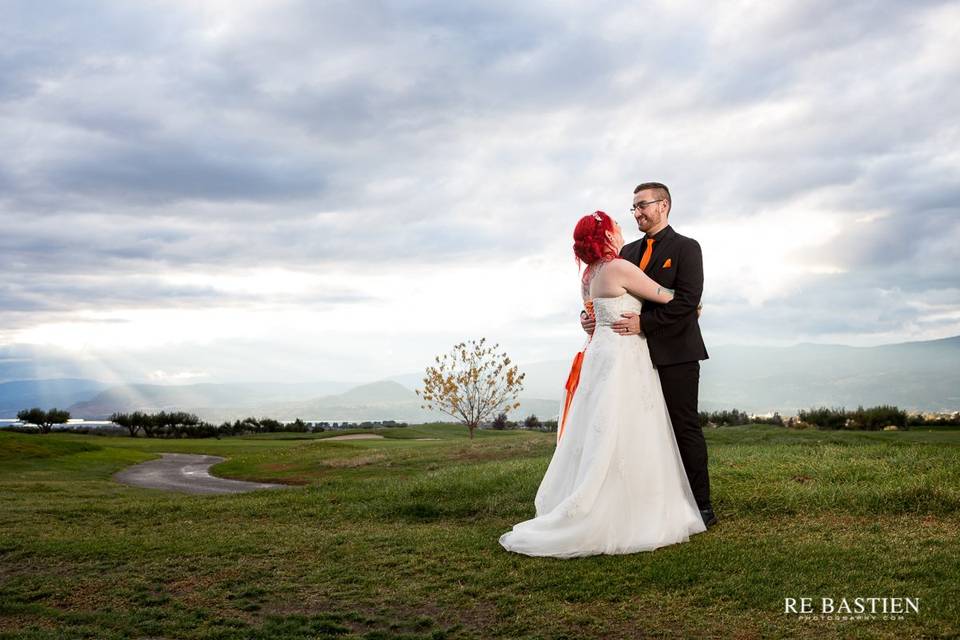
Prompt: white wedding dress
<box><xmin>499</xmin><ymin>293</ymin><xmax>706</xmax><ymax>557</ymax></box>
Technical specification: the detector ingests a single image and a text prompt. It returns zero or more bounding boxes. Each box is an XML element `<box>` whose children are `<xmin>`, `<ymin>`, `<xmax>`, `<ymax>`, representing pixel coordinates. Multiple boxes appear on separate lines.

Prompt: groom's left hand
<box><xmin>611</xmin><ymin>313</ymin><xmax>641</xmax><ymax>336</ymax></box>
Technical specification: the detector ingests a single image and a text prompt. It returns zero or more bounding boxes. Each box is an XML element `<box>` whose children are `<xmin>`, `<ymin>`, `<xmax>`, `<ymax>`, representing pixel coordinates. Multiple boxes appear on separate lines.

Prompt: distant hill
<box><xmin>238</xmin><ymin>380</ymin><xmax>430</xmax><ymax>423</ymax></box>
<box><xmin>336</xmin><ymin>380</ymin><xmax>419</xmax><ymax>403</ymax></box>
<box><xmin>66</xmin><ymin>381</ymin><xmax>354</xmax><ymax>419</ymax></box>
<box><xmin>699</xmin><ymin>335</ymin><xmax>960</xmax><ymax>413</ymax></box>
<box><xmin>190</xmin><ymin>381</ymin><xmax>560</xmax><ymax>424</ymax></box>
<box><xmin>0</xmin><ymin>379</ymin><xmax>108</xmax><ymax>416</ymax></box>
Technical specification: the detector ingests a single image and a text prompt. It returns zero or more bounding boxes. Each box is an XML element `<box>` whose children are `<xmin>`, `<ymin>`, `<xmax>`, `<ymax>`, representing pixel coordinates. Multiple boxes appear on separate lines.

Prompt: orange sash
<box><xmin>558</xmin><ymin>350</ymin><xmax>584</xmax><ymax>443</ymax></box>
<box><xmin>559</xmin><ymin>300</ymin><xmax>593</xmax><ymax>443</ymax></box>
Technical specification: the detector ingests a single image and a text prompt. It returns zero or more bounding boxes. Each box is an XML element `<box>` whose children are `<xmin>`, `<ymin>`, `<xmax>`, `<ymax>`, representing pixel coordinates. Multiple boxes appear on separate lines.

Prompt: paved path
<box><xmin>113</xmin><ymin>453</ymin><xmax>288</xmax><ymax>495</ymax></box>
<box><xmin>320</xmin><ymin>434</ymin><xmax>439</xmax><ymax>441</ymax></box>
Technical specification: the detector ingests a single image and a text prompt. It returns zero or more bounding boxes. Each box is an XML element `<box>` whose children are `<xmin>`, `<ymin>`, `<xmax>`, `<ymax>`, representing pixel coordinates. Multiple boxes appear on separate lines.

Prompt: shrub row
<box><xmin>797</xmin><ymin>405</ymin><xmax>908</xmax><ymax>430</ymax></box>
<box><xmin>489</xmin><ymin>413</ymin><xmax>559</xmax><ymax>432</ymax></box>
<box><xmin>699</xmin><ymin>409</ymin><xmax>784</xmax><ymax>427</ymax></box>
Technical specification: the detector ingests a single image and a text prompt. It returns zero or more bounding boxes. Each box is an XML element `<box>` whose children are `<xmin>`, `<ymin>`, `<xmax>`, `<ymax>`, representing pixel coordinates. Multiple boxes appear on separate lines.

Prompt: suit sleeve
<box><xmin>640</xmin><ymin>238</ymin><xmax>703</xmax><ymax>336</ymax></box>
<box><xmin>619</xmin><ymin>242</ymin><xmax>639</xmax><ymax>264</ymax></box>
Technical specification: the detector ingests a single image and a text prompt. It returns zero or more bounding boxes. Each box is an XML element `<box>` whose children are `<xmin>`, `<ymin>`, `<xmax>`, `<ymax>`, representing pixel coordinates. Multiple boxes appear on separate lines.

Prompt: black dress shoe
<box><xmin>700</xmin><ymin>508</ymin><xmax>718</xmax><ymax>528</ymax></box>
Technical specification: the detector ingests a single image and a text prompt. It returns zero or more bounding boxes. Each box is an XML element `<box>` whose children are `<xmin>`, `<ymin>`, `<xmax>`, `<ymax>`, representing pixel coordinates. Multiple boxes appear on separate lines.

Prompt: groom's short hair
<box><xmin>634</xmin><ymin>182</ymin><xmax>671</xmax><ymax>215</ymax></box>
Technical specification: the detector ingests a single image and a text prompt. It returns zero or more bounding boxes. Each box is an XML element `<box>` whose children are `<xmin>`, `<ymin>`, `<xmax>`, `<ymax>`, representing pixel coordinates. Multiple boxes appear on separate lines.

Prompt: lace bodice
<box><xmin>590</xmin><ymin>293</ymin><xmax>643</xmax><ymax>327</ymax></box>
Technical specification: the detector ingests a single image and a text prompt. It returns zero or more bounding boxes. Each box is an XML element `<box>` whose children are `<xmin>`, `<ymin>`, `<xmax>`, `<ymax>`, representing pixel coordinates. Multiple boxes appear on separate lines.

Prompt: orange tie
<box><xmin>638</xmin><ymin>238</ymin><xmax>655</xmax><ymax>271</ymax></box>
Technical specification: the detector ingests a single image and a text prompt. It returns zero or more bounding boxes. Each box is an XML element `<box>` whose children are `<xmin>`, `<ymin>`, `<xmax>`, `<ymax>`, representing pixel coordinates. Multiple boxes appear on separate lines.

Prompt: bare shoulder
<box><xmin>592</xmin><ymin>259</ymin><xmax>632</xmax><ymax>283</ymax></box>
<box><xmin>608</xmin><ymin>257</ymin><xmax>637</xmax><ymax>273</ymax></box>
<box><xmin>587</xmin><ymin>259</ymin><xmax>631</xmax><ymax>298</ymax></box>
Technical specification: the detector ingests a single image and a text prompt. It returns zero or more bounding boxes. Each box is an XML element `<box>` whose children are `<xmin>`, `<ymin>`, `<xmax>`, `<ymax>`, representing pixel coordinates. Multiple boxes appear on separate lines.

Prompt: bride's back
<box><xmin>584</xmin><ymin>259</ymin><xmax>628</xmax><ymax>300</ymax></box>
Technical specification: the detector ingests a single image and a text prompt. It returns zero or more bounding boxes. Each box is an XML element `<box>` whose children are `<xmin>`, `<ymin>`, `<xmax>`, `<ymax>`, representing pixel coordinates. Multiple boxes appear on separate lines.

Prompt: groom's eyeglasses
<box><xmin>630</xmin><ymin>199</ymin><xmax>663</xmax><ymax>212</ymax></box>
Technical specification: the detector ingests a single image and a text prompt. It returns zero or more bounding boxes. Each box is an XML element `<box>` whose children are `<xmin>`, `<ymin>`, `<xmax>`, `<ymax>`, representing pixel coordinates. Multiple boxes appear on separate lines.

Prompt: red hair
<box><xmin>573</xmin><ymin>210</ymin><xmax>618</xmax><ymax>270</ymax></box>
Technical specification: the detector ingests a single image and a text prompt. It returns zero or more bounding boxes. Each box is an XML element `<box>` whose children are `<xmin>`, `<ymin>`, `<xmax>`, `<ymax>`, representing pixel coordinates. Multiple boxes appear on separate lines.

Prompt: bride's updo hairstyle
<box><xmin>573</xmin><ymin>210</ymin><xmax>618</xmax><ymax>269</ymax></box>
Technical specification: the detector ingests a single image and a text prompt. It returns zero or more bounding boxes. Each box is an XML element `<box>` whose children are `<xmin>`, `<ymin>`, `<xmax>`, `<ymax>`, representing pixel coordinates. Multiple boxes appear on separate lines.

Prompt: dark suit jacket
<box><xmin>620</xmin><ymin>225</ymin><xmax>709</xmax><ymax>366</ymax></box>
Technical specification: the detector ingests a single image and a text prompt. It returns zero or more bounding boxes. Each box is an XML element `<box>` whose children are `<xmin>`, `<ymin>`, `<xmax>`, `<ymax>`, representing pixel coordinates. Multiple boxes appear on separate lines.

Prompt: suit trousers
<box><xmin>656</xmin><ymin>361</ymin><xmax>711</xmax><ymax>510</ymax></box>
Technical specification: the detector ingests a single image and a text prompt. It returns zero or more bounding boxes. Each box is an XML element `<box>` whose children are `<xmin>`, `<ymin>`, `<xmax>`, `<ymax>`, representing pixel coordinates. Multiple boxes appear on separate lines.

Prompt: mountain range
<box><xmin>1</xmin><ymin>335</ymin><xmax>957</xmax><ymax>422</ymax></box>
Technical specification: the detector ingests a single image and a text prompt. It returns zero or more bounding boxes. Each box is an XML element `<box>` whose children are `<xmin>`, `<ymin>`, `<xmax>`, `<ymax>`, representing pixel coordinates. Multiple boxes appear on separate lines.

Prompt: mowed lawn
<box><xmin>1</xmin><ymin>424</ymin><xmax>959</xmax><ymax>639</ymax></box>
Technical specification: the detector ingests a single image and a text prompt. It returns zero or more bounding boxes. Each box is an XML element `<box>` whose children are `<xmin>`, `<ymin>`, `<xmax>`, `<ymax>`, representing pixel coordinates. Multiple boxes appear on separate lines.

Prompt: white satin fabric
<box><xmin>499</xmin><ymin>293</ymin><xmax>706</xmax><ymax>557</ymax></box>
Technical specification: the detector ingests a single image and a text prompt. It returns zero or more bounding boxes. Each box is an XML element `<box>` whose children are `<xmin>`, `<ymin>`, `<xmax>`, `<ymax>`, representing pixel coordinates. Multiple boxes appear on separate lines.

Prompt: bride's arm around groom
<box><xmin>637</xmin><ymin>231</ymin><xmax>704</xmax><ymax>343</ymax></box>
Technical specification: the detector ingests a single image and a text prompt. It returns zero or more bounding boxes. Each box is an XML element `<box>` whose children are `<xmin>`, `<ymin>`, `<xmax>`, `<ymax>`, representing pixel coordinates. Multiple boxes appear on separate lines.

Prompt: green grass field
<box><xmin>2</xmin><ymin>424</ymin><xmax>959</xmax><ymax>639</ymax></box>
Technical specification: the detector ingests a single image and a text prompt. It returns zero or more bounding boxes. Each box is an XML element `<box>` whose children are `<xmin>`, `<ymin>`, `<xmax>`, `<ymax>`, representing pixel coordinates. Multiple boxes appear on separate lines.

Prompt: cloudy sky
<box><xmin>1</xmin><ymin>0</ymin><xmax>958</xmax><ymax>385</ymax></box>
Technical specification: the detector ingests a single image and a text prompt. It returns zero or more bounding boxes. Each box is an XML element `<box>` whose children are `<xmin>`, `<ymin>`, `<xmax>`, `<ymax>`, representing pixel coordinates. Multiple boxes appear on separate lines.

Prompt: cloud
<box><xmin>0</xmin><ymin>0</ymin><xmax>957</xmax><ymax>382</ymax></box>
<box><xmin>46</xmin><ymin>139</ymin><xmax>328</xmax><ymax>204</ymax></box>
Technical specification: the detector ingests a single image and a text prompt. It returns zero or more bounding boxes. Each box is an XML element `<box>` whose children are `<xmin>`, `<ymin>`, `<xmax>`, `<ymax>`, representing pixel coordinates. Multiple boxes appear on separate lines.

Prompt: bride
<box><xmin>499</xmin><ymin>211</ymin><xmax>707</xmax><ymax>558</ymax></box>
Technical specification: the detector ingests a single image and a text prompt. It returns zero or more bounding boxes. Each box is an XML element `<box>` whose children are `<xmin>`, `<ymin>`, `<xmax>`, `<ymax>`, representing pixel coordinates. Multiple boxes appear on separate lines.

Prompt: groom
<box><xmin>581</xmin><ymin>182</ymin><xmax>715</xmax><ymax>528</ymax></box>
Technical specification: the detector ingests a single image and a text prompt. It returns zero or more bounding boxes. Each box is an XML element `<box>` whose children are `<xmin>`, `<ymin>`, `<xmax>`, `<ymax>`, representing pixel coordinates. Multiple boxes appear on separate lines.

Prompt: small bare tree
<box><xmin>417</xmin><ymin>338</ymin><xmax>525</xmax><ymax>439</ymax></box>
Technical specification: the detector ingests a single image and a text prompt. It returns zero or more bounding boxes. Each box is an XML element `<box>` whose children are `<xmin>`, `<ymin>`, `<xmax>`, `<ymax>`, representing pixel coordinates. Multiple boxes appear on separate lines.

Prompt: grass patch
<box><xmin>1</xmin><ymin>425</ymin><xmax>959</xmax><ymax>638</ymax></box>
<box><xmin>0</xmin><ymin>432</ymin><xmax>101</xmax><ymax>462</ymax></box>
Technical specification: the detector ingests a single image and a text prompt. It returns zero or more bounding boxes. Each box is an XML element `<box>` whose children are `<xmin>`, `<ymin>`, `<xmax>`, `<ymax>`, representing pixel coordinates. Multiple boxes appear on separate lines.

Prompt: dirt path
<box><xmin>113</xmin><ymin>453</ymin><xmax>288</xmax><ymax>495</ymax></box>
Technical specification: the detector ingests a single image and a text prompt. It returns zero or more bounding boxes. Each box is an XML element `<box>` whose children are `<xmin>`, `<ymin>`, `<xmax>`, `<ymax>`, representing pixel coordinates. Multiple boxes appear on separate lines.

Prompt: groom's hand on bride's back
<box><xmin>580</xmin><ymin>310</ymin><xmax>595</xmax><ymax>336</ymax></box>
